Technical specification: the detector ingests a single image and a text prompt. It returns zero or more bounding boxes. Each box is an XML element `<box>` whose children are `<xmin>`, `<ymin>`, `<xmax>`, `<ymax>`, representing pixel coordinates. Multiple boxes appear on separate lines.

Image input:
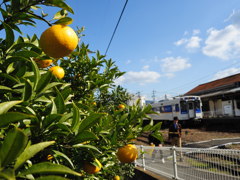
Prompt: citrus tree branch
<box><xmin>27</xmin><ymin>11</ymin><xmax>52</xmax><ymax>26</ymax></box>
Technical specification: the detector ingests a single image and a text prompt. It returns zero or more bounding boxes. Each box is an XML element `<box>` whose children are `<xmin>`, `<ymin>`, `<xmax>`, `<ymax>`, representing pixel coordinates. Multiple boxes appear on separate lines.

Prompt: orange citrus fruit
<box><xmin>116</xmin><ymin>144</ymin><xmax>138</xmax><ymax>163</ymax></box>
<box><xmin>40</xmin><ymin>24</ymin><xmax>78</xmax><ymax>58</ymax></box>
<box><xmin>83</xmin><ymin>159</ymin><xmax>102</xmax><ymax>174</ymax></box>
<box><xmin>49</xmin><ymin>66</ymin><xmax>65</xmax><ymax>79</ymax></box>
<box><xmin>113</xmin><ymin>175</ymin><xmax>120</xmax><ymax>180</ymax></box>
<box><xmin>34</xmin><ymin>59</ymin><xmax>52</xmax><ymax>68</ymax></box>
<box><xmin>118</xmin><ymin>104</ymin><xmax>125</xmax><ymax>109</ymax></box>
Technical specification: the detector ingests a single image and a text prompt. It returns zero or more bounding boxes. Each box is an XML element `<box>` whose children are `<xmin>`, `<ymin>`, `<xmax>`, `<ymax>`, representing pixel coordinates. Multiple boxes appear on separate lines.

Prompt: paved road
<box><xmin>183</xmin><ymin>137</ymin><xmax>240</xmax><ymax>148</ymax></box>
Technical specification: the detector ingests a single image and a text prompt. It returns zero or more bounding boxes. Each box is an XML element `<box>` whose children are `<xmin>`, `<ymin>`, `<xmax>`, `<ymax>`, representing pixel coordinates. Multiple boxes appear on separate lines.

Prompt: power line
<box><xmin>164</xmin><ymin>60</ymin><xmax>240</xmax><ymax>93</ymax></box>
<box><xmin>104</xmin><ymin>0</ymin><xmax>129</xmax><ymax>55</ymax></box>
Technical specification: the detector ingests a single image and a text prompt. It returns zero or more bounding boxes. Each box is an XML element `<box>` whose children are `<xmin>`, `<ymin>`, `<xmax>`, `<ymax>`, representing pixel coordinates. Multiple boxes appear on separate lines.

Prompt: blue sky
<box><xmin>5</xmin><ymin>0</ymin><xmax>240</xmax><ymax>100</ymax></box>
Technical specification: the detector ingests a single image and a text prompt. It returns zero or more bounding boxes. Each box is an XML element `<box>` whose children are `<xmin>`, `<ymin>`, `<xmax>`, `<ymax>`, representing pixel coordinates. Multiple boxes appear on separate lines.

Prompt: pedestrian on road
<box><xmin>148</xmin><ymin>132</ymin><xmax>165</xmax><ymax>163</ymax></box>
<box><xmin>168</xmin><ymin>116</ymin><xmax>183</xmax><ymax>161</ymax></box>
<box><xmin>168</xmin><ymin>116</ymin><xmax>182</xmax><ymax>147</ymax></box>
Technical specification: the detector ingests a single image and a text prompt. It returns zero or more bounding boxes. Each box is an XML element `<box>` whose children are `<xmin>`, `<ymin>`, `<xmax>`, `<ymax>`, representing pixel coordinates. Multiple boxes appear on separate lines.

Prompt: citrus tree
<box><xmin>0</xmin><ymin>0</ymin><xmax>162</xmax><ymax>179</ymax></box>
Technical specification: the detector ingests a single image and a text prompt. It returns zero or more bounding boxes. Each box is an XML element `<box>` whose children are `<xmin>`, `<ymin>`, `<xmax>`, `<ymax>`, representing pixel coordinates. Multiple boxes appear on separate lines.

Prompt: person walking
<box><xmin>168</xmin><ymin>116</ymin><xmax>183</xmax><ymax>160</ymax></box>
<box><xmin>148</xmin><ymin>132</ymin><xmax>165</xmax><ymax>163</ymax></box>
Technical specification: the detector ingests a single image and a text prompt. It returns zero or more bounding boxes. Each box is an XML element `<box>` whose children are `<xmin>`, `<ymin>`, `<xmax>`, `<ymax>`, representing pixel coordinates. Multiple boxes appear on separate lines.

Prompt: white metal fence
<box><xmin>135</xmin><ymin>145</ymin><xmax>240</xmax><ymax>180</ymax></box>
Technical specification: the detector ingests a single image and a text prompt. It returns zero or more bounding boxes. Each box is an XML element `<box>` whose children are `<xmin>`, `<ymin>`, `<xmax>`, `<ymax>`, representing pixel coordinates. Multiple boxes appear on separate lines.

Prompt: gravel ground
<box><xmin>135</xmin><ymin>128</ymin><xmax>240</xmax><ymax>149</ymax></box>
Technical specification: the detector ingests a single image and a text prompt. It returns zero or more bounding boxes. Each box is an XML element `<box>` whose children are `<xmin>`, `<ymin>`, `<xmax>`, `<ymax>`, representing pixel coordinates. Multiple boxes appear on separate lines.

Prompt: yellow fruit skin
<box><xmin>116</xmin><ymin>144</ymin><xmax>138</xmax><ymax>163</ymax></box>
<box><xmin>34</xmin><ymin>59</ymin><xmax>52</xmax><ymax>68</ymax></box>
<box><xmin>40</xmin><ymin>24</ymin><xmax>78</xmax><ymax>58</ymax></box>
<box><xmin>83</xmin><ymin>159</ymin><xmax>102</xmax><ymax>174</ymax></box>
<box><xmin>49</xmin><ymin>66</ymin><xmax>65</xmax><ymax>79</ymax></box>
<box><xmin>113</xmin><ymin>175</ymin><xmax>120</xmax><ymax>180</ymax></box>
<box><xmin>118</xmin><ymin>104</ymin><xmax>125</xmax><ymax>109</ymax></box>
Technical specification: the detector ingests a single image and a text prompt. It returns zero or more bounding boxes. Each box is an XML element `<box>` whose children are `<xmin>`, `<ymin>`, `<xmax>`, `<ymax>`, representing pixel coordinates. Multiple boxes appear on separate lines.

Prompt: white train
<box><xmin>149</xmin><ymin>96</ymin><xmax>203</xmax><ymax>121</ymax></box>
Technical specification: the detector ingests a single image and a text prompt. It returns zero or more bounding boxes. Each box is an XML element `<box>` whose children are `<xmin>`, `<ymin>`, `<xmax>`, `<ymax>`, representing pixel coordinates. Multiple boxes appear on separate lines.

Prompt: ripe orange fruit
<box><xmin>116</xmin><ymin>144</ymin><xmax>138</xmax><ymax>163</ymax></box>
<box><xmin>40</xmin><ymin>24</ymin><xmax>78</xmax><ymax>58</ymax></box>
<box><xmin>83</xmin><ymin>159</ymin><xmax>102</xmax><ymax>174</ymax></box>
<box><xmin>34</xmin><ymin>59</ymin><xmax>52</xmax><ymax>68</ymax></box>
<box><xmin>113</xmin><ymin>175</ymin><xmax>120</xmax><ymax>180</ymax></box>
<box><xmin>118</xmin><ymin>104</ymin><xmax>125</xmax><ymax>109</ymax></box>
<box><xmin>49</xmin><ymin>66</ymin><xmax>65</xmax><ymax>79</ymax></box>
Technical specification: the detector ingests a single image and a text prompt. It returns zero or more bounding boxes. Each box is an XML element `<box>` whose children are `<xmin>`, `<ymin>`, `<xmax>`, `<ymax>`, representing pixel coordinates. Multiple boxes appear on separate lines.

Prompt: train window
<box><xmin>195</xmin><ymin>100</ymin><xmax>200</xmax><ymax>109</ymax></box>
<box><xmin>188</xmin><ymin>103</ymin><xmax>193</xmax><ymax>110</ymax></box>
<box><xmin>180</xmin><ymin>101</ymin><xmax>187</xmax><ymax>112</ymax></box>
<box><xmin>175</xmin><ymin>104</ymin><xmax>179</xmax><ymax>112</ymax></box>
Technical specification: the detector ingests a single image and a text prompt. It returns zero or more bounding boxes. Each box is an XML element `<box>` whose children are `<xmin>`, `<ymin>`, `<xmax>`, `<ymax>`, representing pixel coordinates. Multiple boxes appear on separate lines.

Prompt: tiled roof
<box><xmin>185</xmin><ymin>73</ymin><xmax>240</xmax><ymax>95</ymax></box>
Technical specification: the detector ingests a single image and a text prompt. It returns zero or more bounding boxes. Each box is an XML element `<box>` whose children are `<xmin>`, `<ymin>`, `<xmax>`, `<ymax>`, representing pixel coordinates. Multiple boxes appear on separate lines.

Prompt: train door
<box><xmin>188</xmin><ymin>102</ymin><xmax>195</xmax><ymax>119</ymax></box>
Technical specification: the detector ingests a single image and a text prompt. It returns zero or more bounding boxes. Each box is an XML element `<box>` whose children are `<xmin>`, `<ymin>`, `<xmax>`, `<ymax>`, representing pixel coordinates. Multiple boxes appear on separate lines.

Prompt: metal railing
<box><xmin>135</xmin><ymin>145</ymin><xmax>240</xmax><ymax>180</ymax></box>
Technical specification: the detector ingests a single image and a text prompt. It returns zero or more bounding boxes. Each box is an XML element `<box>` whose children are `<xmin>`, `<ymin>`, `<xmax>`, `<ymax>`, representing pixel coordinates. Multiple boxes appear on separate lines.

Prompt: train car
<box><xmin>149</xmin><ymin>96</ymin><xmax>203</xmax><ymax>121</ymax></box>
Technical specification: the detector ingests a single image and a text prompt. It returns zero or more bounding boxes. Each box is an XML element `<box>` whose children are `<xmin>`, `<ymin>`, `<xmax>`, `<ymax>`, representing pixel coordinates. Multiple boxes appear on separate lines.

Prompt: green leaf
<box><xmin>14</xmin><ymin>141</ymin><xmax>55</xmax><ymax>170</ymax></box>
<box><xmin>52</xmin><ymin>150</ymin><xmax>74</xmax><ymax>169</ymax></box>
<box><xmin>0</xmin><ymin>73</ymin><xmax>20</xmax><ymax>83</ymax></box>
<box><xmin>42</xmin><ymin>114</ymin><xmax>62</xmax><ymax>129</ymax></box>
<box><xmin>3</xmin><ymin>22</ymin><xmax>14</xmax><ymax>49</ymax></box>
<box><xmin>0</xmin><ymin>128</ymin><xmax>28</xmax><ymax>167</ymax></box>
<box><xmin>53</xmin><ymin>9</ymin><xmax>67</xmax><ymax>20</ymax></box>
<box><xmin>50</xmin><ymin>99</ymin><xmax>57</xmax><ymax>114</ymax></box>
<box><xmin>6</xmin><ymin>56</ymin><xmax>31</xmax><ymax>64</ymax></box>
<box><xmin>30</xmin><ymin>58</ymin><xmax>40</xmax><ymax>90</ymax></box>
<box><xmin>22</xmin><ymin>79</ymin><xmax>33</xmax><ymax>101</ymax></box>
<box><xmin>13</xmin><ymin>50</ymin><xmax>39</xmax><ymax>58</ymax></box>
<box><xmin>41</xmin><ymin>82</ymin><xmax>62</xmax><ymax>93</ymax></box>
<box><xmin>72</xmin><ymin>130</ymin><xmax>98</xmax><ymax>144</ymax></box>
<box><xmin>0</xmin><ymin>85</ymin><xmax>13</xmax><ymax>93</ymax></box>
<box><xmin>6</xmin><ymin>62</ymin><xmax>15</xmax><ymax>74</ymax></box>
<box><xmin>151</xmin><ymin>122</ymin><xmax>162</xmax><ymax>132</ymax></box>
<box><xmin>36</xmin><ymin>176</ymin><xmax>69</xmax><ymax>180</ymax></box>
<box><xmin>72</xmin><ymin>144</ymin><xmax>101</xmax><ymax>153</ymax></box>
<box><xmin>45</xmin><ymin>0</ymin><xmax>74</xmax><ymax>14</ymax></box>
<box><xmin>0</xmin><ymin>100</ymin><xmax>22</xmax><ymax>114</ymax></box>
<box><xmin>0</xmin><ymin>112</ymin><xmax>35</xmax><ymax>127</ymax></box>
<box><xmin>9</xmin><ymin>42</ymin><xmax>40</xmax><ymax>52</ymax></box>
<box><xmin>19</xmin><ymin>162</ymin><xmax>82</xmax><ymax>176</ymax></box>
<box><xmin>78</xmin><ymin>112</ymin><xmax>103</xmax><ymax>133</ymax></box>
<box><xmin>54</xmin><ymin>88</ymin><xmax>66</xmax><ymax>114</ymax></box>
<box><xmin>71</xmin><ymin>102</ymin><xmax>79</xmax><ymax>132</ymax></box>
<box><xmin>120</xmin><ymin>113</ymin><xmax>129</xmax><ymax>122</ymax></box>
<box><xmin>36</xmin><ymin>71</ymin><xmax>52</xmax><ymax>94</ymax></box>
<box><xmin>0</xmin><ymin>168</ymin><xmax>15</xmax><ymax>180</ymax></box>
<box><xmin>59</xmin><ymin>113</ymin><xmax>72</xmax><ymax>123</ymax></box>
<box><xmin>54</xmin><ymin>17</ymin><xmax>73</xmax><ymax>25</ymax></box>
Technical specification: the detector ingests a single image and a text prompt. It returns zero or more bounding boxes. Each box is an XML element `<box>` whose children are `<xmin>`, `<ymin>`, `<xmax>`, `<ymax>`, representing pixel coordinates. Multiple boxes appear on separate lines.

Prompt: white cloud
<box><xmin>115</xmin><ymin>70</ymin><xmax>161</xmax><ymax>85</ymax></box>
<box><xmin>142</xmin><ymin>65</ymin><xmax>150</xmax><ymax>70</ymax></box>
<box><xmin>163</xmin><ymin>73</ymin><xmax>175</xmax><ymax>78</ymax></box>
<box><xmin>193</xmin><ymin>29</ymin><xmax>200</xmax><ymax>35</ymax></box>
<box><xmin>202</xmin><ymin>24</ymin><xmax>240</xmax><ymax>60</ymax></box>
<box><xmin>174</xmin><ymin>38</ymin><xmax>187</xmax><ymax>46</ymax></box>
<box><xmin>161</xmin><ymin>57</ymin><xmax>191</xmax><ymax>73</ymax></box>
<box><xmin>174</xmin><ymin>30</ymin><xmax>201</xmax><ymax>51</ymax></box>
<box><xmin>186</xmin><ymin>36</ymin><xmax>202</xmax><ymax>49</ymax></box>
<box><xmin>225</xmin><ymin>9</ymin><xmax>240</xmax><ymax>26</ymax></box>
<box><xmin>211</xmin><ymin>68</ymin><xmax>240</xmax><ymax>81</ymax></box>
<box><xmin>174</xmin><ymin>37</ymin><xmax>202</xmax><ymax>50</ymax></box>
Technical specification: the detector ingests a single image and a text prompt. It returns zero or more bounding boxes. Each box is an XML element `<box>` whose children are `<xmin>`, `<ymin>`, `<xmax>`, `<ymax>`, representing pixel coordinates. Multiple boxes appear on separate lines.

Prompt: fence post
<box><xmin>172</xmin><ymin>146</ymin><xmax>178</xmax><ymax>179</ymax></box>
<box><xmin>140</xmin><ymin>145</ymin><xmax>146</xmax><ymax>170</ymax></box>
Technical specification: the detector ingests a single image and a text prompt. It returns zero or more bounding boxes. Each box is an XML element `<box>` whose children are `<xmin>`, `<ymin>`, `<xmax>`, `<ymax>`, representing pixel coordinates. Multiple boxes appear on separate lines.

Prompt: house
<box><xmin>185</xmin><ymin>73</ymin><xmax>240</xmax><ymax>118</ymax></box>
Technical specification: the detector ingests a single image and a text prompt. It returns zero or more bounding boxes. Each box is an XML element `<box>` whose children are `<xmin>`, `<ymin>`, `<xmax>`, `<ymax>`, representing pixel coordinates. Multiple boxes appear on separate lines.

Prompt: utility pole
<box><xmin>152</xmin><ymin>90</ymin><xmax>156</xmax><ymax>102</ymax></box>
